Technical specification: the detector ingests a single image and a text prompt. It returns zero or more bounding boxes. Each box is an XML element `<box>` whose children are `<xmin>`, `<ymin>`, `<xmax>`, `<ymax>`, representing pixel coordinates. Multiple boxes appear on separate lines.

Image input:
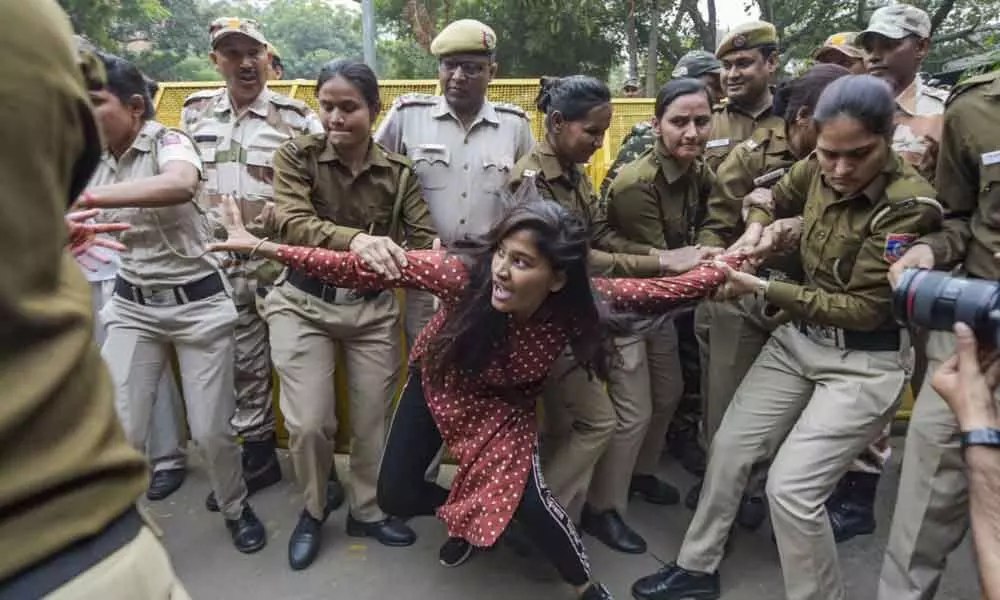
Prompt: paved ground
<box><xmin>153</xmin><ymin>438</ymin><xmax>980</xmax><ymax>600</ymax></box>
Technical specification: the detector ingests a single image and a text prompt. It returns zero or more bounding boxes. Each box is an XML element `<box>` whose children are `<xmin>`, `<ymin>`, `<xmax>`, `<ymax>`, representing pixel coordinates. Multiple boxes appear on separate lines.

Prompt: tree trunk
<box><xmin>705</xmin><ymin>0</ymin><xmax>717</xmax><ymax>50</ymax></box>
<box><xmin>645</xmin><ymin>0</ymin><xmax>660</xmax><ymax>96</ymax></box>
<box><xmin>627</xmin><ymin>0</ymin><xmax>639</xmax><ymax>79</ymax></box>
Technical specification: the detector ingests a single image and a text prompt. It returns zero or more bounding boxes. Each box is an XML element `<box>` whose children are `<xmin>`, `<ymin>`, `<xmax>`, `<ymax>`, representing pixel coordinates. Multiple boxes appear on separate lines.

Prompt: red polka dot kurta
<box><xmin>274</xmin><ymin>246</ymin><xmax>738</xmax><ymax>546</ymax></box>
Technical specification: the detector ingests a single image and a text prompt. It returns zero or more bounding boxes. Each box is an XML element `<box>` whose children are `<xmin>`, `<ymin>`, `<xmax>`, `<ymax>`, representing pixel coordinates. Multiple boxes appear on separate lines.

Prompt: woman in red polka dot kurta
<box><xmin>212</xmin><ymin>198</ymin><xmax>739</xmax><ymax>600</ymax></box>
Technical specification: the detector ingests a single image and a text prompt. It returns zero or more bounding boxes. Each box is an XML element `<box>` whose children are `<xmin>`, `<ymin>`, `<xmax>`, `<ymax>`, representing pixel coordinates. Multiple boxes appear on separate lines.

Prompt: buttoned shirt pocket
<box><xmin>411</xmin><ymin>144</ymin><xmax>451</xmax><ymax>190</ymax></box>
<box><xmin>482</xmin><ymin>158</ymin><xmax>512</xmax><ymax>194</ymax></box>
<box><xmin>979</xmin><ymin>164</ymin><xmax>1000</xmax><ymax>228</ymax></box>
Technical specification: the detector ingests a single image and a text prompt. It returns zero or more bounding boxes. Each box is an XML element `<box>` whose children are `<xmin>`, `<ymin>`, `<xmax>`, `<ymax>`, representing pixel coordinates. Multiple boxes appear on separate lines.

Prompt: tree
<box><xmin>59</xmin><ymin>0</ymin><xmax>168</xmax><ymax>48</ymax></box>
<box><xmin>258</xmin><ymin>0</ymin><xmax>365</xmax><ymax>79</ymax></box>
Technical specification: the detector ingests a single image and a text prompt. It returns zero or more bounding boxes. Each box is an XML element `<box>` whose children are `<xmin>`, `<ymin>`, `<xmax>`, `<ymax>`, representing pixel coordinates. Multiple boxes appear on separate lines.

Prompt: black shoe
<box><xmin>225</xmin><ymin>503</ymin><xmax>266</xmax><ymax>554</ymax></box>
<box><xmin>439</xmin><ymin>537</ymin><xmax>475</xmax><ymax>567</ymax></box>
<box><xmin>828</xmin><ymin>472</ymin><xmax>878</xmax><ymax>543</ymax></box>
<box><xmin>206</xmin><ymin>437</ymin><xmax>284</xmax><ymax>513</ymax></box>
<box><xmin>326</xmin><ymin>479</ymin><xmax>346</xmax><ymax>513</ymax></box>
<box><xmin>581</xmin><ymin>505</ymin><xmax>647</xmax><ymax>554</ymax></box>
<box><xmin>631</xmin><ymin>562</ymin><xmax>720</xmax><ymax>600</ymax></box>
<box><xmin>582</xmin><ymin>582</ymin><xmax>614</xmax><ymax>599</ymax></box>
<box><xmin>346</xmin><ymin>514</ymin><xmax>416</xmax><ymax>547</ymax></box>
<box><xmin>630</xmin><ymin>475</ymin><xmax>680</xmax><ymax>505</ymax></box>
<box><xmin>146</xmin><ymin>468</ymin><xmax>185</xmax><ymax>501</ymax></box>
<box><xmin>288</xmin><ymin>510</ymin><xmax>324</xmax><ymax>570</ymax></box>
<box><xmin>735</xmin><ymin>494</ymin><xmax>767</xmax><ymax>531</ymax></box>
<box><xmin>685</xmin><ymin>480</ymin><xmax>702</xmax><ymax>511</ymax></box>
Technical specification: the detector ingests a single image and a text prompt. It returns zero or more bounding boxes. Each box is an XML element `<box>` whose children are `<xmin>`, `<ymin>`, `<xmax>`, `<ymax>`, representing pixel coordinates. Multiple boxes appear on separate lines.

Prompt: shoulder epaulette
<box><xmin>268</xmin><ymin>93</ymin><xmax>312</xmax><ymax>116</ymax></box>
<box><xmin>183</xmin><ymin>88</ymin><xmax>223</xmax><ymax>107</ymax></box>
<box><xmin>383</xmin><ymin>147</ymin><xmax>414</xmax><ymax>167</ymax></box>
<box><xmin>947</xmin><ymin>70</ymin><xmax>1000</xmax><ymax>105</ymax></box>
<box><xmin>285</xmin><ymin>132</ymin><xmax>325</xmax><ymax>156</ymax></box>
<box><xmin>712</xmin><ymin>98</ymin><xmax>729</xmax><ymax>112</ymax></box>
<box><xmin>922</xmin><ymin>86</ymin><xmax>950</xmax><ymax>102</ymax></box>
<box><xmin>494</xmin><ymin>102</ymin><xmax>528</xmax><ymax>119</ymax></box>
<box><xmin>393</xmin><ymin>93</ymin><xmax>437</xmax><ymax>108</ymax></box>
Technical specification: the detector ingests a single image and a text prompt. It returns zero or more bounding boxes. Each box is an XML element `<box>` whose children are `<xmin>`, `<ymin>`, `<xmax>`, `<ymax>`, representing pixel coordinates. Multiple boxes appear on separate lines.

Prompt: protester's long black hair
<box><xmin>423</xmin><ymin>188</ymin><xmax>619</xmax><ymax>387</ymax></box>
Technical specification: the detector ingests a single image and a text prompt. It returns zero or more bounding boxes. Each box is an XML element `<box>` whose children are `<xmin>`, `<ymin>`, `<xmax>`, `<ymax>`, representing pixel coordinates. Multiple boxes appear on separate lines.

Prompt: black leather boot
<box><xmin>630</xmin><ymin>474</ymin><xmax>680</xmax><ymax>505</ymax></box>
<box><xmin>225</xmin><ymin>503</ymin><xmax>266</xmax><ymax>554</ymax></box>
<box><xmin>828</xmin><ymin>471</ymin><xmax>879</xmax><ymax>543</ymax></box>
<box><xmin>631</xmin><ymin>562</ymin><xmax>720</xmax><ymax>600</ymax></box>
<box><xmin>288</xmin><ymin>510</ymin><xmax>324</xmax><ymax>570</ymax></box>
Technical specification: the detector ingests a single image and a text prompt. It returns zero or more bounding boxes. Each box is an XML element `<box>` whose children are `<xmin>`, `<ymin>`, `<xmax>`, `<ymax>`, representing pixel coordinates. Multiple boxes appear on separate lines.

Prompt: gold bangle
<box><xmin>249</xmin><ymin>237</ymin><xmax>269</xmax><ymax>260</ymax></box>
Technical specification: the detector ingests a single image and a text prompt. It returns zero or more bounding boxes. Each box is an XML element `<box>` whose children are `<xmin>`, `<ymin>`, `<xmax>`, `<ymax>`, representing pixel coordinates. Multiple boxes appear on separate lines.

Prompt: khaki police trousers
<box><xmin>92</xmin><ymin>281</ymin><xmax>186</xmax><ymax>473</ymax></box>
<box><xmin>227</xmin><ymin>260</ymin><xmax>275</xmax><ymax>442</ymax></box>
<box><xmin>696</xmin><ymin>295</ymin><xmax>894</xmax><ymax>476</ymax></box>
<box><xmin>678</xmin><ymin>324</ymin><xmax>907</xmax><ymax>600</ymax></box>
<box><xmin>265</xmin><ymin>284</ymin><xmax>402</xmax><ymax>522</ymax></box>
<box><xmin>101</xmin><ymin>291</ymin><xmax>247</xmax><ymax>520</ymax></box>
<box><xmin>45</xmin><ymin>527</ymin><xmax>189</xmax><ymax>600</ymax></box>
<box><xmin>878</xmin><ymin>329</ymin><xmax>982</xmax><ymax>600</ymax></box>
<box><xmin>540</xmin><ymin>351</ymin><xmax>616</xmax><ymax>512</ymax></box>
<box><xmin>588</xmin><ymin>321</ymin><xmax>683</xmax><ymax>512</ymax></box>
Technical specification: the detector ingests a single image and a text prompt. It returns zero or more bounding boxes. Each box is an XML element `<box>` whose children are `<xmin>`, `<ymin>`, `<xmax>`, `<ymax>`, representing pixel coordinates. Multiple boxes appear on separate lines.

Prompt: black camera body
<box><xmin>892</xmin><ymin>268</ymin><xmax>1000</xmax><ymax>346</ymax></box>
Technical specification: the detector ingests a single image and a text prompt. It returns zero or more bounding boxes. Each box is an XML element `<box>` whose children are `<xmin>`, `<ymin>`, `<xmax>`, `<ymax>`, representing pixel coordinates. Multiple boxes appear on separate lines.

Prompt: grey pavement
<box><xmin>153</xmin><ymin>439</ymin><xmax>980</xmax><ymax>599</ymax></box>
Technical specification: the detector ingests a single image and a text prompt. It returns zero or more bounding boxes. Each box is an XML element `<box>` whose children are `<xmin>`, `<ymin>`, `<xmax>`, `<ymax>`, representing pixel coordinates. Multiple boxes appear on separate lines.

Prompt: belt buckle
<box><xmin>804</xmin><ymin>324</ymin><xmax>842</xmax><ymax>348</ymax></box>
<box><xmin>144</xmin><ymin>287</ymin><xmax>176</xmax><ymax>307</ymax></box>
<box><xmin>763</xmin><ymin>268</ymin><xmax>790</xmax><ymax>283</ymax></box>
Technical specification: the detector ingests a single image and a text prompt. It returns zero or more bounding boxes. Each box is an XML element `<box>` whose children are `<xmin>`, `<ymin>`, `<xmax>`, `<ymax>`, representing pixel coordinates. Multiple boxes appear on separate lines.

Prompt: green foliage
<box><xmin>59</xmin><ymin>0</ymin><xmax>168</xmax><ymax>48</ymax></box>
<box><xmin>258</xmin><ymin>0</ymin><xmax>364</xmax><ymax>79</ymax></box>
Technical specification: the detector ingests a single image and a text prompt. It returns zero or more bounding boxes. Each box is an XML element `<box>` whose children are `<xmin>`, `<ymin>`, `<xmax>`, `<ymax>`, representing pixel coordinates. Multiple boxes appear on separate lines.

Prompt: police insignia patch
<box><xmin>160</xmin><ymin>132</ymin><xmax>183</xmax><ymax>147</ymax></box>
<box><xmin>884</xmin><ymin>233</ymin><xmax>917</xmax><ymax>263</ymax></box>
<box><xmin>733</xmin><ymin>34</ymin><xmax>747</xmax><ymax>48</ymax></box>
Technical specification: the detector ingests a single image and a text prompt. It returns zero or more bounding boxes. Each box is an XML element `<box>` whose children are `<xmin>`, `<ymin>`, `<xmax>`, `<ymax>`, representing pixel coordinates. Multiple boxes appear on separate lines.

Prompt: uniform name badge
<box><xmin>884</xmin><ymin>233</ymin><xmax>917</xmax><ymax>264</ymax></box>
<box><xmin>982</xmin><ymin>150</ymin><xmax>1000</xmax><ymax>166</ymax></box>
<box><xmin>706</xmin><ymin>138</ymin><xmax>730</xmax><ymax>150</ymax></box>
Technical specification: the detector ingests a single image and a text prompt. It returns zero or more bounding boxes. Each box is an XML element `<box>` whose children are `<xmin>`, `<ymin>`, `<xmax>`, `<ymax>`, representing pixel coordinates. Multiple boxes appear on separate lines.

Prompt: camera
<box><xmin>892</xmin><ymin>268</ymin><xmax>1000</xmax><ymax>346</ymax></box>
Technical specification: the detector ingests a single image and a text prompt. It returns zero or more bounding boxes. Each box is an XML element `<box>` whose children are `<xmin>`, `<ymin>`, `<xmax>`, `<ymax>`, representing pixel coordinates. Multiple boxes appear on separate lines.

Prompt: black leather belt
<box><xmin>0</xmin><ymin>507</ymin><xmax>142</xmax><ymax>600</ymax></box>
<box><xmin>798</xmin><ymin>322</ymin><xmax>901</xmax><ymax>351</ymax></box>
<box><xmin>114</xmin><ymin>272</ymin><xmax>225</xmax><ymax>306</ymax></box>
<box><xmin>286</xmin><ymin>269</ymin><xmax>380</xmax><ymax>304</ymax></box>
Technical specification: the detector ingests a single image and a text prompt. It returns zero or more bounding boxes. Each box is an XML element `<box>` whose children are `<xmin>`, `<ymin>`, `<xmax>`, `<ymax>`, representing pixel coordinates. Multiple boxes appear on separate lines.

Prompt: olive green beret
<box><xmin>430</xmin><ymin>19</ymin><xmax>497</xmax><ymax>57</ymax></box>
<box><xmin>715</xmin><ymin>21</ymin><xmax>778</xmax><ymax>59</ymax></box>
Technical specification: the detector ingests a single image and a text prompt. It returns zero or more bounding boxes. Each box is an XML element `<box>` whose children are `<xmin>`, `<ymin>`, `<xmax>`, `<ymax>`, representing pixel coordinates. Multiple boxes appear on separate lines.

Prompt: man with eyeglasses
<box><xmin>180</xmin><ymin>17</ymin><xmax>332</xmax><ymax>515</ymax></box>
<box><xmin>375</xmin><ymin>18</ymin><xmax>535</xmax><ymax>347</ymax></box>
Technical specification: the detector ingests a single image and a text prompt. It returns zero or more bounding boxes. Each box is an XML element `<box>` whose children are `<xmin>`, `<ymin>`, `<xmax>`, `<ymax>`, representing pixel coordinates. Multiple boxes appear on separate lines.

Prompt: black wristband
<box><xmin>961</xmin><ymin>428</ymin><xmax>1000</xmax><ymax>450</ymax></box>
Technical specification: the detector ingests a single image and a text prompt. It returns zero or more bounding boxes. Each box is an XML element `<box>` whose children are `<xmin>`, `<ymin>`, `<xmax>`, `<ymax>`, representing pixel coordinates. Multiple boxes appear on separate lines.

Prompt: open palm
<box><xmin>209</xmin><ymin>195</ymin><xmax>260</xmax><ymax>253</ymax></box>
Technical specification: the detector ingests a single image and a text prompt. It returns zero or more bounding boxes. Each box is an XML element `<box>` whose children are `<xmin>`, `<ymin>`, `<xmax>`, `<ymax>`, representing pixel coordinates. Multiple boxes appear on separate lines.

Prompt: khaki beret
<box><xmin>813</xmin><ymin>32</ymin><xmax>865</xmax><ymax>62</ymax></box>
<box><xmin>430</xmin><ymin>19</ymin><xmax>497</xmax><ymax>57</ymax></box>
<box><xmin>715</xmin><ymin>21</ymin><xmax>778</xmax><ymax>59</ymax></box>
<box><xmin>209</xmin><ymin>17</ymin><xmax>268</xmax><ymax>48</ymax></box>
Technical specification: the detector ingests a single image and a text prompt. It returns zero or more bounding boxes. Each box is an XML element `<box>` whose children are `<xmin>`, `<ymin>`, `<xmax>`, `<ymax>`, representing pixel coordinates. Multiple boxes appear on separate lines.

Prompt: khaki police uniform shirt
<box><xmin>746</xmin><ymin>153</ymin><xmax>942</xmax><ymax>331</ymax></box>
<box><xmin>698</xmin><ymin>124</ymin><xmax>795</xmax><ymax>248</ymax></box>
<box><xmin>893</xmin><ymin>78</ymin><xmax>947</xmax><ymax>179</ymax></box>
<box><xmin>90</xmin><ymin>121</ymin><xmax>219</xmax><ymax>287</ymax></box>
<box><xmin>374</xmin><ymin>94</ymin><xmax>535</xmax><ymax>244</ymax></box>
<box><xmin>606</xmin><ymin>138</ymin><xmax>715</xmax><ymax>250</ymax></box>
<box><xmin>918</xmin><ymin>71</ymin><xmax>1000</xmax><ymax>280</ymax></box>
<box><xmin>180</xmin><ymin>87</ymin><xmax>324</xmax><ymax>232</ymax></box>
<box><xmin>0</xmin><ymin>0</ymin><xmax>147</xmax><ymax>579</ymax></box>
<box><xmin>509</xmin><ymin>140</ymin><xmax>663</xmax><ymax>277</ymax></box>
<box><xmin>271</xmin><ymin>134</ymin><xmax>437</xmax><ymax>251</ymax></box>
<box><xmin>704</xmin><ymin>100</ymin><xmax>784</xmax><ymax>172</ymax></box>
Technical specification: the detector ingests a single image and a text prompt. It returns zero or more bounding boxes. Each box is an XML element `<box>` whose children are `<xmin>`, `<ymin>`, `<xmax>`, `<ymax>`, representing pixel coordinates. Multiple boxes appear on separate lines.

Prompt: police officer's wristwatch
<box><xmin>960</xmin><ymin>428</ymin><xmax>1000</xmax><ymax>450</ymax></box>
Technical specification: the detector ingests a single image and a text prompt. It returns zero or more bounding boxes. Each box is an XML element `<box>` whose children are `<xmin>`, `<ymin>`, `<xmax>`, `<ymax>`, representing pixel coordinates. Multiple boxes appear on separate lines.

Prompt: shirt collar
<box><xmin>654</xmin><ymin>138</ymin><xmax>689</xmax><ymax>184</ymax></box>
<box><xmin>216</xmin><ymin>87</ymin><xmax>273</xmax><ymax>118</ymax></box>
<box><xmin>535</xmin><ymin>139</ymin><xmax>579</xmax><ymax>185</ymax></box>
<box><xmin>317</xmin><ymin>138</ymin><xmax>392</xmax><ymax>172</ymax></box>
<box><xmin>431</xmin><ymin>96</ymin><xmax>500</xmax><ymax>126</ymax></box>
<box><xmin>895</xmin><ymin>79</ymin><xmax>919</xmax><ymax>115</ymax></box>
<box><xmin>103</xmin><ymin>120</ymin><xmax>160</xmax><ymax>166</ymax></box>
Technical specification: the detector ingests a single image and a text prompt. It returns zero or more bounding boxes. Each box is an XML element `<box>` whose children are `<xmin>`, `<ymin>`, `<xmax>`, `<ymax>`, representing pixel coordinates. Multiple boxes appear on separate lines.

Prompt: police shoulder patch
<box><xmin>884</xmin><ymin>233</ymin><xmax>918</xmax><ymax>263</ymax></box>
<box><xmin>159</xmin><ymin>132</ymin><xmax>183</xmax><ymax>147</ymax></box>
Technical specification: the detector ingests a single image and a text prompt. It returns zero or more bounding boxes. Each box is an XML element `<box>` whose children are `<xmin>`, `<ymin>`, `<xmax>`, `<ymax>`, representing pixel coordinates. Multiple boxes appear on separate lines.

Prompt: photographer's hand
<box><xmin>931</xmin><ymin>322</ymin><xmax>1000</xmax><ymax>431</ymax></box>
<box><xmin>888</xmin><ymin>244</ymin><xmax>934</xmax><ymax>289</ymax></box>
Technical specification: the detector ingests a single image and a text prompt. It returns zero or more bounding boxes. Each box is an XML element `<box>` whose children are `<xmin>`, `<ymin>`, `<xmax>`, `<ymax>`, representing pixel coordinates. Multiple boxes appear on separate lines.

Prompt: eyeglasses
<box><xmin>440</xmin><ymin>59</ymin><xmax>489</xmax><ymax>77</ymax></box>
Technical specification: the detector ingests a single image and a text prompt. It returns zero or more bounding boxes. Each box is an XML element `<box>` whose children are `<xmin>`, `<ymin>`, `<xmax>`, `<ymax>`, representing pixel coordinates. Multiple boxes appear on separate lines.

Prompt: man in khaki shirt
<box><xmin>181</xmin><ymin>18</ymin><xmax>325</xmax><ymax>512</ymax></box>
<box><xmin>374</xmin><ymin>18</ymin><xmax>535</xmax><ymax>346</ymax></box>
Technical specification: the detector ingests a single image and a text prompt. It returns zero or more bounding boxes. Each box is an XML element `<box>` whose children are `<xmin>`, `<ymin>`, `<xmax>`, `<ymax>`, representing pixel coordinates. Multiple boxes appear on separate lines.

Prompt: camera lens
<box><xmin>892</xmin><ymin>269</ymin><xmax>1000</xmax><ymax>344</ymax></box>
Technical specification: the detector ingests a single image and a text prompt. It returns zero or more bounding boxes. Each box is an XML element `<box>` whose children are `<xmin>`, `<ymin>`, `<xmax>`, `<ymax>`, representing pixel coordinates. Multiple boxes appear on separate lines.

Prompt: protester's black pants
<box><xmin>377</xmin><ymin>370</ymin><xmax>592</xmax><ymax>586</ymax></box>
